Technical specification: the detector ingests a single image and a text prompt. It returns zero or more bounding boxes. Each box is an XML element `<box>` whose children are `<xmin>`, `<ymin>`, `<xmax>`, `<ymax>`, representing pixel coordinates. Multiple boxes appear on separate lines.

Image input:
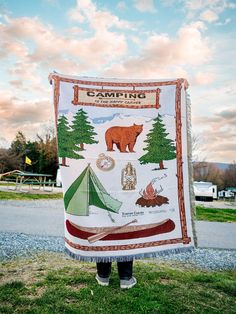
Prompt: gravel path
<box><xmin>0</xmin><ymin>232</ymin><xmax>235</xmax><ymax>271</ymax></box>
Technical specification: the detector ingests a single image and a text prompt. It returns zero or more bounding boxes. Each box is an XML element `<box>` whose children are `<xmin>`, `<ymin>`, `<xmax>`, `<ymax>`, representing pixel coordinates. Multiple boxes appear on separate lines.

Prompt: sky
<box><xmin>0</xmin><ymin>0</ymin><xmax>235</xmax><ymax>163</ymax></box>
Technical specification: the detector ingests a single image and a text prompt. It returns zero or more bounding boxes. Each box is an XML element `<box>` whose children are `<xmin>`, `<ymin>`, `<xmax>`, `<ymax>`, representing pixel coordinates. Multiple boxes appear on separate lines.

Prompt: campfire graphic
<box><xmin>136</xmin><ymin>180</ymin><xmax>169</xmax><ymax>207</ymax></box>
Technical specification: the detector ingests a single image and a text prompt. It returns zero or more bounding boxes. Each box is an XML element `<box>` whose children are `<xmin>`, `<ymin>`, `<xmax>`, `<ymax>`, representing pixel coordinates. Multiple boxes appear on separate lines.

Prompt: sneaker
<box><xmin>120</xmin><ymin>277</ymin><xmax>137</xmax><ymax>289</ymax></box>
<box><xmin>95</xmin><ymin>274</ymin><xmax>109</xmax><ymax>286</ymax></box>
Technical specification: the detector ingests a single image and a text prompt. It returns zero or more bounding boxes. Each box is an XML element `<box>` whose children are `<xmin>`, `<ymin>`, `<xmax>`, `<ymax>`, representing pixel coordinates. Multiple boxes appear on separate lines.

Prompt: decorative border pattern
<box><xmin>65</xmin><ymin>236</ymin><xmax>191</xmax><ymax>251</ymax></box>
<box><xmin>51</xmin><ymin>75</ymin><xmax>191</xmax><ymax>251</ymax></box>
<box><xmin>175</xmin><ymin>79</ymin><xmax>190</xmax><ymax>244</ymax></box>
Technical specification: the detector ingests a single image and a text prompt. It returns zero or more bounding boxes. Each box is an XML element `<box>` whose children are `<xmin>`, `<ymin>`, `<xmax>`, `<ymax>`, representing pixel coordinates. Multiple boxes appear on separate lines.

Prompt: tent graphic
<box><xmin>64</xmin><ymin>164</ymin><xmax>122</xmax><ymax>216</ymax></box>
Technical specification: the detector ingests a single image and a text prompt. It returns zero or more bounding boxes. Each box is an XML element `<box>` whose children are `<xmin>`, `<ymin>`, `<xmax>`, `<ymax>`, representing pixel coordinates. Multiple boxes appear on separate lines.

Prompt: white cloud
<box><xmin>200</xmin><ymin>9</ymin><xmax>219</xmax><ymax>22</ymax></box>
<box><xmin>183</xmin><ymin>0</ymin><xmax>236</xmax><ymax>22</ymax></box>
<box><xmin>104</xmin><ymin>22</ymin><xmax>212</xmax><ymax>78</ymax></box>
<box><xmin>68</xmin><ymin>0</ymin><xmax>136</xmax><ymax>31</ymax></box>
<box><xmin>0</xmin><ymin>15</ymin><xmax>128</xmax><ymax>84</ymax></box>
<box><xmin>192</xmin><ymin>106</ymin><xmax>236</xmax><ymax>162</ymax></box>
<box><xmin>133</xmin><ymin>0</ymin><xmax>156</xmax><ymax>12</ymax></box>
<box><xmin>0</xmin><ymin>89</ymin><xmax>54</xmax><ymax>144</ymax></box>
<box><xmin>216</xmin><ymin>17</ymin><xmax>231</xmax><ymax>25</ymax></box>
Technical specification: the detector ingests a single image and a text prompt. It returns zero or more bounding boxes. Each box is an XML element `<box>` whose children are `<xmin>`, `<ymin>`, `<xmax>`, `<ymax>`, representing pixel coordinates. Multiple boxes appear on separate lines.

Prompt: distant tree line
<box><xmin>193</xmin><ymin>161</ymin><xmax>236</xmax><ymax>190</ymax></box>
<box><xmin>192</xmin><ymin>133</ymin><xmax>236</xmax><ymax>189</ymax></box>
<box><xmin>0</xmin><ymin>129</ymin><xmax>58</xmax><ymax>178</ymax></box>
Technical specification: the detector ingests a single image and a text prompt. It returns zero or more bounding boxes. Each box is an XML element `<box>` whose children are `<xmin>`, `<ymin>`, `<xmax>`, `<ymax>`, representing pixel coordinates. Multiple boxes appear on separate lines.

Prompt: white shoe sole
<box><xmin>120</xmin><ymin>278</ymin><xmax>137</xmax><ymax>289</ymax></box>
<box><xmin>96</xmin><ymin>275</ymin><xmax>109</xmax><ymax>286</ymax></box>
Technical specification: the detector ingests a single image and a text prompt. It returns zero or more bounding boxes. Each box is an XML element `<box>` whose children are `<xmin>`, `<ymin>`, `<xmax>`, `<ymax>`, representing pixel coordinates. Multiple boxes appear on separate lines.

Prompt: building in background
<box><xmin>193</xmin><ymin>181</ymin><xmax>217</xmax><ymax>202</ymax></box>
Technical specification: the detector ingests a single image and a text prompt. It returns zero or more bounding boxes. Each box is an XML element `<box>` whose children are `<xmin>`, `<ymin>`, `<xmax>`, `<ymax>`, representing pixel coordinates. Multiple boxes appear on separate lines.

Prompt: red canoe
<box><xmin>66</xmin><ymin>219</ymin><xmax>175</xmax><ymax>241</ymax></box>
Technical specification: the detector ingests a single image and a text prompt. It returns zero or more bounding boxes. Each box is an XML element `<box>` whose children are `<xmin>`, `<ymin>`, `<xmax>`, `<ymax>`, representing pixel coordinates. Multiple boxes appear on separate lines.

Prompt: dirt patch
<box><xmin>0</xmin><ymin>252</ymin><xmax>95</xmax><ymax>286</ymax></box>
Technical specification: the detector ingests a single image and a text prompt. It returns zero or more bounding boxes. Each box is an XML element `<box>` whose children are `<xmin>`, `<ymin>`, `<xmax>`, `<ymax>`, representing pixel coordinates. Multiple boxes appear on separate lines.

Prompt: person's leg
<box><xmin>96</xmin><ymin>262</ymin><xmax>112</xmax><ymax>278</ymax></box>
<box><xmin>96</xmin><ymin>262</ymin><xmax>112</xmax><ymax>286</ymax></box>
<box><xmin>117</xmin><ymin>261</ymin><xmax>133</xmax><ymax>280</ymax></box>
<box><xmin>117</xmin><ymin>261</ymin><xmax>137</xmax><ymax>289</ymax></box>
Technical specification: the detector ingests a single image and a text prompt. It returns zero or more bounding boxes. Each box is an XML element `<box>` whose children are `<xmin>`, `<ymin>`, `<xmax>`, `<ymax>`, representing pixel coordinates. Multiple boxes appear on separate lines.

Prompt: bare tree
<box><xmin>223</xmin><ymin>161</ymin><xmax>236</xmax><ymax>188</ymax></box>
<box><xmin>0</xmin><ymin>148</ymin><xmax>22</xmax><ymax>173</ymax></box>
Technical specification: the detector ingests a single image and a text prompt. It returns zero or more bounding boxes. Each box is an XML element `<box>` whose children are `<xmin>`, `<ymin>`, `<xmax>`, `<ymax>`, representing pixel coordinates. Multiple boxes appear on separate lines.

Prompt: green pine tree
<box><xmin>139</xmin><ymin>114</ymin><xmax>176</xmax><ymax>170</ymax></box>
<box><xmin>57</xmin><ymin>115</ymin><xmax>84</xmax><ymax>166</ymax></box>
<box><xmin>70</xmin><ymin>109</ymin><xmax>98</xmax><ymax>150</ymax></box>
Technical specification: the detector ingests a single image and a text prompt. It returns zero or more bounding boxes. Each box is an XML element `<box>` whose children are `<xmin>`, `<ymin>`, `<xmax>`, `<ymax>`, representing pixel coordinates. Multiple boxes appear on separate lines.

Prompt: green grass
<box><xmin>196</xmin><ymin>206</ymin><xmax>236</xmax><ymax>223</ymax></box>
<box><xmin>0</xmin><ymin>253</ymin><xmax>235</xmax><ymax>314</ymax></box>
<box><xmin>0</xmin><ymin>190</ymin><xmax>63</xmax><ymax>200</ymax></box>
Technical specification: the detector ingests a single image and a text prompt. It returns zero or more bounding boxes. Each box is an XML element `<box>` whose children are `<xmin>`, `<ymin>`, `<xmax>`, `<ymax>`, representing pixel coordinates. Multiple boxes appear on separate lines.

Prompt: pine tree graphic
<box><xmin>57</xmin><ymin>115</ymin><xmax>84</xmax><ymax>166</ymax></box>
<box><xmin>139</xmin><ymin>114</ymin><xmax>176</xmax><ymax>170</ymax></box>
<box><xmin>70</xmin><ymin>109</ymin><xmax>98</xmax><ymax>150</ymax></box>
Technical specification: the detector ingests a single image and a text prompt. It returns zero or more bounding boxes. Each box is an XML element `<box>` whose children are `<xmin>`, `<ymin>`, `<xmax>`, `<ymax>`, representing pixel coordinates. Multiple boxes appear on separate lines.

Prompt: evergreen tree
<box><xmin>70</xmin><ymin>109</ymin><xmax>98</xmax><ymax>150</ymax></box>
<box><xmin>57</xmin><ymin>115</ymin><xmax>83</xmax><ymax>166</ymax></box>
<box><xmin>139</xmin><ymin>114</ymin><xmax>176</xmax><ymax>170</ymax></box>
<box><xmin>9</xmin><ymin>131</ymin><xmax>27</xmax><ymax>168</ymax></box>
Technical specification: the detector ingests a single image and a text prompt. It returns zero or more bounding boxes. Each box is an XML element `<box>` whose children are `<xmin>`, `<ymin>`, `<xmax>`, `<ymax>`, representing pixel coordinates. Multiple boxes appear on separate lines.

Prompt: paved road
<box><xmin>0</xmin><ymin>200</ymin><xmax>64</xmax><ymax>237</ymax></box>
<box><xmin>0</xmin><ymin>200</ymin><xmax>235</xmax><ymax>249</ymax></box>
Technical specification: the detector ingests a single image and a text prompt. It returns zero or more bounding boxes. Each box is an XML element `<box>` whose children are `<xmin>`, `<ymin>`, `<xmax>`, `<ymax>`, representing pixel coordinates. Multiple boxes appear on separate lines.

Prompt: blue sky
<box><xmin>0</xmin><ymin>0</ymin><xmax>235</xmax><ymax>162</ymax></box>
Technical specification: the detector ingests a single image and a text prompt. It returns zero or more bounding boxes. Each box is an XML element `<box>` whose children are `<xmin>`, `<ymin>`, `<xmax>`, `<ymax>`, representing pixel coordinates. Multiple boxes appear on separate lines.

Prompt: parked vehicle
<box><xmin>193</xmin><ymin>181</ymin><xmax>217</xmax><ymax>202</ymax></box>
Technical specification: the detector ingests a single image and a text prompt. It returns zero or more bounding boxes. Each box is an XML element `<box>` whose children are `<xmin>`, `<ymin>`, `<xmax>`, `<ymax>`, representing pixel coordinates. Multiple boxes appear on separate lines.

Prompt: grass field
<box><xmin>0</xmin><ymin>253</ymin><xmax>235</xmax><ymax>314</ymax></box>
<box><xmin>196</xmin><ymin>206</ymin><xmax>236</xmax><ymax>223</ymax></box>
<box><xmin>0</xmin><ymin>190</ymin><xmax>63</xmax><ymax>200</ymax></box>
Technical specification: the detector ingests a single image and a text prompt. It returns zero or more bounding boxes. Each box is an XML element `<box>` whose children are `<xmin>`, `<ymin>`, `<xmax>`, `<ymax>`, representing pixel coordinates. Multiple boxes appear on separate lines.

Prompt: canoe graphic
<box><xmin>66</xmin><ymin>218</ymin><xmax>175</xmax><ymax>241</ymax></box>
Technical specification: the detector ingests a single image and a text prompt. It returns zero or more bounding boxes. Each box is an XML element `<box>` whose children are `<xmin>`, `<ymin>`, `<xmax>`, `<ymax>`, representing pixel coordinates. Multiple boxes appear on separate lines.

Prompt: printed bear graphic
<box><xmin>105</xmin><ymin>124</ymin><xmax>143</xmax><ymax>153</ymax></box>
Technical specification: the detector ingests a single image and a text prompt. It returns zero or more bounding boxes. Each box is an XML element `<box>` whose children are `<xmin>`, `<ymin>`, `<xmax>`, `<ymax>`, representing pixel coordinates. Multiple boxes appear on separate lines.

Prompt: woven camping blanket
<box><xmin>50</xmin><ymin>74</ymin><xmax>195</xmax><ymax>262</ymax></box>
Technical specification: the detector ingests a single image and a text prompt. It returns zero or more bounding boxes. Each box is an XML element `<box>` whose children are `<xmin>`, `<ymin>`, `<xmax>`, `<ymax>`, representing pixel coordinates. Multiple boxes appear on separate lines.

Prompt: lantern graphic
<box><xmin>121</xmin><ymin>162</ymin><xmax>137</xmax><ymax>190</ymax></box>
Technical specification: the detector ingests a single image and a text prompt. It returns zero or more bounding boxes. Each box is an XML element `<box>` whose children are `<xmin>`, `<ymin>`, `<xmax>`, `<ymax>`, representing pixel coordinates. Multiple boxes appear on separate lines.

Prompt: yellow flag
<box><xmin>25</xmin><ymin>156</ymin><xmax>32</xmax><ymax>165</ymax></box>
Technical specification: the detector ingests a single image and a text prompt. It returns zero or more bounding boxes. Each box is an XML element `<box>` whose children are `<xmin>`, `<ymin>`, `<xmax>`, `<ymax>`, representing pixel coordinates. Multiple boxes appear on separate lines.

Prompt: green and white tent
<box><xmin>64</xmin><ymin>164</ymin><xmax>122</xmax><ymax>216</ymax></box>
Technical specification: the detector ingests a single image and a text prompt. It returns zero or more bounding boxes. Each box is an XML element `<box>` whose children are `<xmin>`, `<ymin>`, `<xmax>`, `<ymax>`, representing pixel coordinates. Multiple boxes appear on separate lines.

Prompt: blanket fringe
<box><xmin>65</xmin><ymin>246</ymin><xmax>194</xmax><ymax>263</ymax></box>
<box><xmin>186</xmin><ymin>91</ymin><xmax>198</xmax><ymax>248</ymax></box>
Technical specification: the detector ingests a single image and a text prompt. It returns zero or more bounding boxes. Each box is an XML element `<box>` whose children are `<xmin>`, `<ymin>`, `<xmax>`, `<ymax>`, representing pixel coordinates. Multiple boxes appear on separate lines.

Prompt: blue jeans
<box><xmin>96</xmin><ymin>261</ymin><xmax>133</xmax><ymax>280</ymax></box>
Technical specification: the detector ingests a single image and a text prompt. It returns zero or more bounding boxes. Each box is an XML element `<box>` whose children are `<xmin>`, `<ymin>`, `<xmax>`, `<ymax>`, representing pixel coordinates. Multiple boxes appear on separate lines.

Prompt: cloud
<box><xmin>0</xmin><ymin>91</ymin><xmax>51</xmax><ymax>124</ymax></box>
<box><xmin>192</xmin><ymin>71</ymin><xmax>215</xmax><ymax>85</ymax></box>
<box><xmin>0</xmin><ymin>90</ymin><xmax>54</xmax><ymax>144</ymax></box>
<box><xmin>133</xmin><ymin>0</ymin><xmax>156</xmax><ymax>12</ymax></box>
<box><xmin>0</xmin><ymin>20</ymin><xmax>28</xmax><ymax>59</ymax></box>
<box><xmin>216</xmin><ymin>108</ymin><xmax>236</xmax><ymax>120</ymax></box>
<box><xmin>68</xmin><ymin>0</ymin><xmax>136</xmax><ymax>31</ymax></box>
<box><xmin>104</xmin><ymin>22</ymin><xmax>212</xmax><ymax>78</ymax></box>
<box><xmin>184</xmin><ymin>0</ymin><xmax>236</xmax><ymax>12</ymax></box>
<box><xmin>183</xmin><ymin>0</ymin><xmax>236</xmax><ymax>22</ymax></box>
<box><xmin>0</xmin><ymin>14</ymin><xmax>128</xmax><ymax>87</ymax></box>
<box><xmin>216</xmin><ymin>18</ymin><xmax>231</xmax><ymax>25</ymax></box>
<box><xmin>200</xmin><ymin>9</ymin><xmax>219</xmax><ymax>22</ymax></box>
<box><xmin>193</xmin><ymin>106</ymin><xmax>236</xmax><ymax>162</ymax></box>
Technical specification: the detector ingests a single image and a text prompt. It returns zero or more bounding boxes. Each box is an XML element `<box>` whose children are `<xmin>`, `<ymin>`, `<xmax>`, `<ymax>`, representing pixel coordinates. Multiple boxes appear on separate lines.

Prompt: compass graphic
<box><xmin>96</xmin><ymin>153</ymin><xmax>115</xmax><ymax>171</ymax></box>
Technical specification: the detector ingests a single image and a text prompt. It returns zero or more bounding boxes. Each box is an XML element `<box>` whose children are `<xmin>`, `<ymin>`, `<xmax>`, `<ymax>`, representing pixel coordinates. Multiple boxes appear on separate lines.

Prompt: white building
<box><xmin>218</xmin><ymin>189</ymin><xmax>234</xmax><ymax>199</ymax></box>
<box><xmin>193</xmin><ymin>181</ymin><xmax>217</xmax><ymax>202</ymax></box>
